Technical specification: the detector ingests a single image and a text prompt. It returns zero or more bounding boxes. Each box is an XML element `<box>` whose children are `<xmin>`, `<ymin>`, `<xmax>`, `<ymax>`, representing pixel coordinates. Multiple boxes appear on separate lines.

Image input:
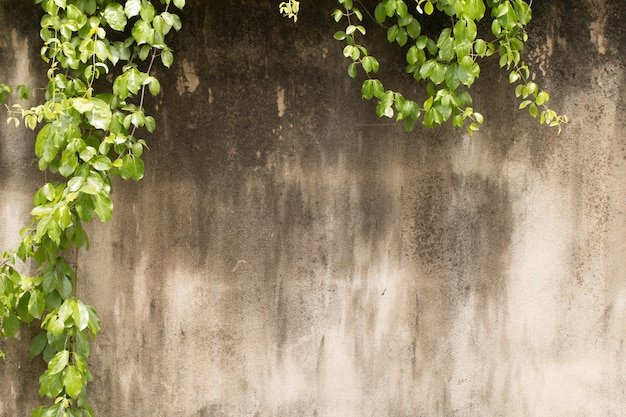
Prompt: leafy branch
<box><xmin>0</xmin><ymin>1</ymin><xmax>185</xmax><ymax>416</ymax></box>
<box><xmin>287</xmin><ymin>0</ymin><xmax>568</xmax><ymax>134</ymax></box>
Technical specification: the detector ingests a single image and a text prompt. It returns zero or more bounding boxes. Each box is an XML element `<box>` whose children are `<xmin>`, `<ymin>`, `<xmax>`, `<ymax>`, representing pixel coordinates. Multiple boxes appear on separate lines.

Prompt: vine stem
<box><xmin>130</xmin><ymin>4</ymin><xmax>170</xmax><ymax>141</ymax></box>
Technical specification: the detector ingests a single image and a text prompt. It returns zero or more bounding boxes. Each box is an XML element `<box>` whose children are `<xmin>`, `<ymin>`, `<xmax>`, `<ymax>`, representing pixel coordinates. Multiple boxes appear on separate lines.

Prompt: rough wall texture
<box><xmin>1</xmin><ymin>0</ymin><xmax>626</xmax><ymax>416</ymax></box>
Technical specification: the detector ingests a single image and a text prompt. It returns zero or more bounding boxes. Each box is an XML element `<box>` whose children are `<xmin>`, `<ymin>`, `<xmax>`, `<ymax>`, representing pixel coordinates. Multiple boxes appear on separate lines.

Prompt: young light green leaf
<box><xmin>88</xmin><ymin>98</ymin><xmax>112</xmax><ymax>130</ymax></box>
<box><xmin>94</xmin><ymin>192</ymin><xmax>113</xmax><ymax>222</ymax></box>
<box><xmin>148</xmin><ymin>77</ymin><xmax>160</xmax><ymax>96</ymax></box>
<box><xmin>48</xmin><ymin>350</ymin><xmax>69</xmax><ymax>375</ymax></box>
<box><xmin>104</xmin><ymin>2</ymin><xmax>127</xmax><ymax>31</ymax></box>
<box><xmin>140</xmin><ymin>0</ymin><xmax>156</xmax><ymax>22</ymax></box>
<box><xmin>161</xmin><ymin>50</ymin><xmax>174</xmax><ymax>67</ymax></box>
<box><xmin>132</xmin><ymin>19</ymin><xmax>154</xmax><ymax>45</ymax></box>
<box><xmin>63</xmin><ymin>365</ymin><xmax>83</xmax><ymax>398</ymax></box>
<box><xmin>424</xmin><ymin>1</ymin><xmax>434</xmax><ymax>15</ymax></box>
<box><xmin>124</xmin><ymin>0</ymin><xmax>141</xmax><ymax>18</ymax></box>
<box><xmin>73</xmin><ymin>300</ymin><xmax>91</xmax><ymax>331</ymax></box>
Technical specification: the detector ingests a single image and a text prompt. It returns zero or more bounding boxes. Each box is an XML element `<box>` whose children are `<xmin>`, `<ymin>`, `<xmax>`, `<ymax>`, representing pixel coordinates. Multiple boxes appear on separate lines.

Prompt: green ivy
<box><xmin>0</xmin><ymin>1</ymin><xmax>184</xmax><ymax>416</ymax></box>
<box><xmin>319</xmin><ymin>0</ymin><xmax>567</xmax><ymax>134</ymax></box>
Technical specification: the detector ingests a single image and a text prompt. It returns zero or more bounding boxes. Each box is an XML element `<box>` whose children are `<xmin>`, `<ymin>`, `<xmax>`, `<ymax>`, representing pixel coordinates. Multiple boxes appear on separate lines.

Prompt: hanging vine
<box><xmin>282</xmin><ymin>0</ymin><xmax>568</xmax><ymax>134</ymax></box>
<box><xmin>0</xmin><ymin>0</ymin><xmax>185</xmax><ymax>416</ymax></box>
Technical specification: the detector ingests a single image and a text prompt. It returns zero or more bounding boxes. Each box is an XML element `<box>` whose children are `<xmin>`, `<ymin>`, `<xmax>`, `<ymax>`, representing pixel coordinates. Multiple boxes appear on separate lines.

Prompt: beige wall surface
<box><xmin>1</xmin><ymin>0</ymin><xmax>626</xmax><ymax>416</ymax></box>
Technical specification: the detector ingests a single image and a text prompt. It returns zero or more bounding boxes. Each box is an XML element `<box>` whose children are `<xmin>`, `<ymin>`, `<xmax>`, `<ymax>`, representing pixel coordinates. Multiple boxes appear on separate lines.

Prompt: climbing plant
<box><xmin>282</xmin><ymin>0</ymin><xmax>568</xmax><ymax>134</ymax></box>
<box><xmin>0</xmin><ymin>0</ymin><xmax>185</xmax><ymax>416</ymax></box>
<box><xmin>1</xmin><ymin>0</ymin><xmax>565</xmax><ymax>416</ymax></box>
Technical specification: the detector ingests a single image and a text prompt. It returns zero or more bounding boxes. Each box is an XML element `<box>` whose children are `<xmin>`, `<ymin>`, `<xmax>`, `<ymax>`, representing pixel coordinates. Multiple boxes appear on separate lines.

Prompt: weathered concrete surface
<box><xmin>1</xmin><ymin>0</ymin><xmax>626</xmax><ymax>415</ymax></box>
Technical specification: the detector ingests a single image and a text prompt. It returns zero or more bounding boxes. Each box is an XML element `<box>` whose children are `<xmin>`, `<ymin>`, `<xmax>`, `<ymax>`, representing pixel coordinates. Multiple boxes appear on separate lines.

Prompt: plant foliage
<box><xmin>283</xmin><ymin>0</ymin><xmax>567</xmax><ymax>134</ymax></box>
<box><xmin>0</xmin><ymin>0</ymin><xmax>184</xmax><ymax>416</ymax></box>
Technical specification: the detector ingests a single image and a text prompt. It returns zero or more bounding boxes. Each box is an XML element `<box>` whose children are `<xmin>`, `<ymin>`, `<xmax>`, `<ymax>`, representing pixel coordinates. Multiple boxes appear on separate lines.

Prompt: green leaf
<box><xmin>31</xmin><ymin>406</ymin><xmax>44</xmax><ymax>417</ymax></box>
<box><xmin>426</xmin><ymin>38</ymin><xmax>438</xmax><ymax>55</ymax></box>
<box><xmin>63</xmin><ymin>365</ymin><xmax>83</xmax><ymax>399</ymax></box>
<box><xmin>94</xmin><ymin>39</ymin><xmax>110</xmax><ymax>61</ymax></box>
<box><xmin>385</xmin><ymin>0</ymin><xmax>396</xmax><ymax>16</ymax></box>
<box><xmin>536</xmin><ymin>91</ymin><xmax>549</xmax><ymax>105</ymax></box>
<box><xmin>91</xmin><ymin>155</ymin><xmax>112</xmax><ymax>171</ymax></box>
<box><xmin>2</xmin><ymin>310</ymin><xmax>20</xmax><ymax>337</ymax></box>
<box><xmin>332</xmin><ymin>9</ymin><xmax>343</xmax><ymax>22</ymax></box>
<box><xmin>72</xmin><ymin>98</ymin><xmax>93</xmax><ymax>114</ymax></box>
<box><xmin>494</xmin><ymin>2</ymin><xmax>509</xmax><ymax>17</ymax></box>
<box><xmin>144</xmin><ymin>116</ymin><xmax>156</xmax><ymax>133</ymax></box>
<box><xmin>94</xmin><ymin>193</ymin><xmax>113</xmax><ymax>222</ymax></box>
<box><xmin>333</xmin><ymin>31</ymin><xmax>346</xmax><ymax>41</ymax></box>
<box><xmin>125</xmin><ymin>0</ymin><xmax>141</xmax><ymax>18</ymax></box>
<box><xmin>53</xmin><ymin>203</ymin><xmax>72</xmax><ymax>230</ymax></box>
<box><xmin>35</xmin><ymin>124</ymin><xmax>51</xmax><ymax>158</ymax></box>
<box><xmin>395</xmin><ymin>27</ymin><xmax>407</xmax><ymax>46</ymax></box>
<box><xmin>474</xmin><ymin>39</ymin><xmax>487</xmax><ymax>56</ymax></box>
<box><xmin>387</xmin><ymin>25</ymin><xmax>399</xmax><ymax>43</ymax></box>
<box><xmin>148</xmin><ymin>77</ymin><xmax>160</xmax><ymax>96</ymax></box>
<box><xmin>48</xmin><ymin>350</ymin><xmax>69</xmax><ymax>375</ymax></box>
<box><xmin>140</xmin><ymin>0</ymin><xmax>156</xmax><ymax>22</ymax></box>
<box><xmin>79</xmin><ymin>174</ymin><xmax>103</xmax><ymax>195</ymax></box>
<box><xmin>161</xmin><ymin>50</ymin><xmax>174</xmax><ymax>67</ymax></box>
<box><xmin>424</xmin><ymin>1</ymin><xmax>434</xmax><ymax>15</ymax></box>
<box><xmin>374</xmin><ymin>2</ymin><xmax>386</xmax><ymax>22</ymax></box>
<box><xmin>74</xmin><ymin>194</ymin><xmax>95</xmax><ymax>223</ymax></box>
<box><xmin>76</xmin><ymin>329</ymin><xmax>90</xmax><ymax>358</ymax></box>
<box><xmin>59</xmin><ymin>149</ymin><xmax>78</xmax><ymax>177</ymax></box>
<box><xmin>57</xmin><ymin>275</ymin><xmax>73</xmax><ymax>299</ymax></box>
<box><xmin>17</xmin><ymin>84</ymin><xmax>30</xmax><ymax>100</ymax></box>
<box><xmin>104</xmin><ymin>2</ymin><xmax>127</xmax><ymax>31</ymax></box>
<box><xmin>430</xmin><ymin>63</ymin><xmax>446</xmax><ymax>85</ymax></box>
<box><xmin>491</xmin><ymin>19</ymin><xmax>501</xmax><ymax>36</ymax></box>
<box><xmin>437</xmin><ymin>38</ymin><xmax>454</xmax><ymax>62</ymax></box>
<box><xmin>132</xmin><ymin>19</ymin><xmax>154</xmax><ymax>45</ymax></box>
<box><xmin>361</xmin><ymin>79</ymin><xmax>374</xmax><ymax>99</ymax></box>
<box><xmin>173</xmin><ymin>0</ymin><xmax>185</xmax><ymax>9</ymax></box>
<box><xmin>17</xmin><ymin>292</ymin><xmax>33</xmax><ymax>324</ymax></box>
<box><xmin>88</xmin><ymin>98</ymin><xmax>112</xmax><ymax>130</ymax></box>
<box><xmin>406</xmin><ymin>19</ymin><xmax>421</xmax><ymax>39</ymax></box>
<box><xmin>79</xmin><ymin>146</ymin><xmax>97</xmax><ymax>163</ymax></box>
<box><xmin>125</xmin><ymin>67</ymin><xmax>145</xmax><ymax>95</ymax></box>
<box><xmin>72</xmin><ymin>300</ymin><xmax>90</xmax><ymax>331</ymax></box>
<box><xmin>86</xmin><ymin>305</ymin><xmax>101</xmax><ymax>335</ymax></box>
<box><xmin>361</xmin><ymin>56</ymin><xmax>379</xmax><ymax>73</ymax></box>
<box><xmin>39</xmin><ymin>372</ymin><xmax>64</xmax><ymax>398</ymax></box>
<box><xmin>467</xmin><ymin>0</ymin><xmax>486</xmax><ymax>20</ymax></box>
<box><xmin>347</xmin><ymin>62</ymin><xmax>357</xmax><ymax>78</ymax></box>
<box><xmin>30</xmin><ymin>331</ymin><xmax>48</xmax><ymax>358</ymax></box>
<box><xmin>28</xmin><ymin>290</ymin><xmax>45</xmax><ymax>319</ymax></box>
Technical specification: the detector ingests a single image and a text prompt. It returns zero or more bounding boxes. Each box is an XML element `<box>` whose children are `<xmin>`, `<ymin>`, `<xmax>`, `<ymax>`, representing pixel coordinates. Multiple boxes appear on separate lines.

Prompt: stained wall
<box><xmin>1</xmin><ymin>0</ymin><xmax>626</xmax><ymax>416</ymax></box>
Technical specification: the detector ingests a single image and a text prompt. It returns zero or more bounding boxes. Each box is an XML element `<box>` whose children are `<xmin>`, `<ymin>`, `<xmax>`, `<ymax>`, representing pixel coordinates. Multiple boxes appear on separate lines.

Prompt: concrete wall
<box><xmin>1</xmin><ymin>0</ymin><xmax>626</xmax><ymax>415</ymax></box>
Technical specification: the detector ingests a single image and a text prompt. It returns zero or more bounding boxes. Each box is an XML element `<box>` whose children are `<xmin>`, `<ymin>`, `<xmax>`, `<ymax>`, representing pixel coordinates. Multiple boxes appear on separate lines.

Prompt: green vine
<box><xmin>282</xmin><ymin>0</ymin><xmax>568</xmax><ymax>134</ymax></box>
<box><xmin>0</xmin><ymin>1</ymin><xmax>185</xmax><ymax>416</ymax></box>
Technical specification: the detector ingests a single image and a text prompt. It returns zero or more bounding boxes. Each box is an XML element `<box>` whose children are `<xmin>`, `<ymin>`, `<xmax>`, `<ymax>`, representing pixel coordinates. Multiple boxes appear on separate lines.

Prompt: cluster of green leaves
<box><xmin>331</xmin><ymin>0</ymin><xmax>568</xmax><ymax>134</ymax></box>
<box><xmin>1</xmin><ymin>1</ymin><xmax>184</xmax><ymax>416</ymax></box>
